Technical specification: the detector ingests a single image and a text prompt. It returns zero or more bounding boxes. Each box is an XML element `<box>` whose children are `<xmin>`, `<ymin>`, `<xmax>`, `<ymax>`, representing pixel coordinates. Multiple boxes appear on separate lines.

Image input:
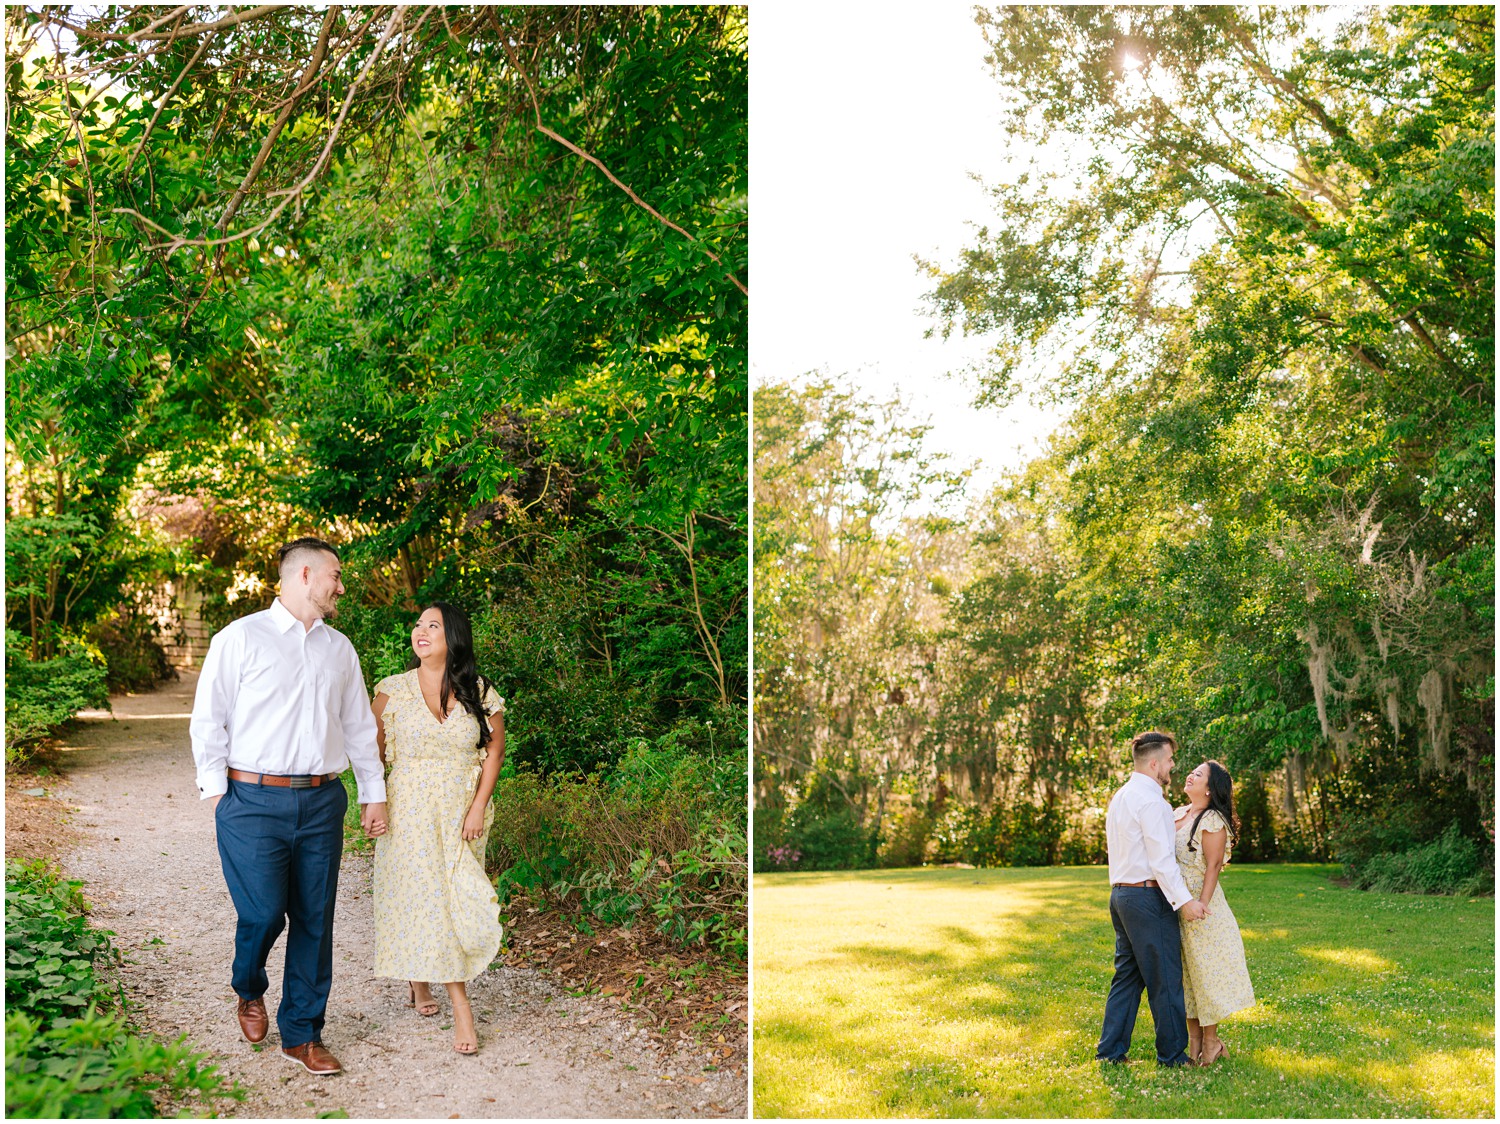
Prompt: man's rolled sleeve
<box><xmin>189</xmin><ymin>630</ymin><xmax>237</xmax><ymax>799</ymax></box>
<box><xmin>1141</xmin><ymin>801</ymin><xmax>1195</xmax><ymax>909</ymax></box>
<box><xmin>339</xmin><ymin>647</ymin><xmax>386</xmax><ymax>804</ymax></box>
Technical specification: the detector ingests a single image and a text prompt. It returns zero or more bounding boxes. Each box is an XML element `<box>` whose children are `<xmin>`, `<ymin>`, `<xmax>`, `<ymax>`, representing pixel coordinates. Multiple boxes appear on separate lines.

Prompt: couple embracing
<box><xmin>189</xmin><ymin>537</ymin><xmax>505</xmax><ymax>1074</ymax></box>
<box><xmin>1098</xmin><ymin>730</ymin><xmax>1255</xmax><ymax>1067</ymax></box>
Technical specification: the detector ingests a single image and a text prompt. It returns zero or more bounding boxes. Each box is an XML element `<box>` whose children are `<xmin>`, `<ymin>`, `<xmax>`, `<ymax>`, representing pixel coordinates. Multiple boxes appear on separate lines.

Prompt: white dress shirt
<box><xmin>190</xmin><ymin>597</ymin><xmax>386</xmax><ymax>804</ymax></box>
<box><xmin>1104</xmin><ymin>771</ymin><xmax>1194</xmax><ymax>909</ymax></box>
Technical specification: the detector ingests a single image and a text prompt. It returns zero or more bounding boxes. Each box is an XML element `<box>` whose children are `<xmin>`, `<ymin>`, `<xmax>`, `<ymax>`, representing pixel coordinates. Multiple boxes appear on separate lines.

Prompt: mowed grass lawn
<box><xmin>753</xmin><ymin>865</ymin><xmax>1494</xmax><ymax>1117</ymax></box>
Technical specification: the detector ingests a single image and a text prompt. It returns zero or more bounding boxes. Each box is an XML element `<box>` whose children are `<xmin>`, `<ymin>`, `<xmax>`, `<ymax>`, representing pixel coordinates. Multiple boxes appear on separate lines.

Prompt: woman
<box><xmin>1174</xmin><ymin>759</ymin><xmax>1255</xmax><ymax>1065</ymax></box>
<box><xmin>368</xmin><ymin>602</ymin><xmax>505</xmax><ymax>1055</ymax></box>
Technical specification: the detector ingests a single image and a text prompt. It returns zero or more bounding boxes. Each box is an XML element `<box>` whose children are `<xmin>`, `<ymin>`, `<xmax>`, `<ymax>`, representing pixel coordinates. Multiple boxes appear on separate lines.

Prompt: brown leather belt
<box><xmin>227</xmin><ymin>768</ymin><xmax>340</xmax><ymax>789</ymax></box>
<box><xmin>1112</xmin><ymin>879</ymin><xmax>1159</xmax><ymax>888</ymax></box>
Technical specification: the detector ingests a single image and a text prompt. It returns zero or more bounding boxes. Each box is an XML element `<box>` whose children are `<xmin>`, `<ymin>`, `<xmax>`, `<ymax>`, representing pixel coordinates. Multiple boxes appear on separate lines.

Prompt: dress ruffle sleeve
<box><xmin>375</xmin><ymin>673</ymin><xmax>404</xmax><ymax>762</ymax></box>
<box><xmin>1189</xmin><ymin>808</ymin><xmax>1230</xmax><ymax>859</ymax></box>
<box><xmin>481</xmin><ymin>680</ymin><xmax>505</xmax><ymax>717</ymax></box>
<box><xmin>476</xmin><ymin>681</ymin><xmax>504</xmax><ymax>763</ymax></box>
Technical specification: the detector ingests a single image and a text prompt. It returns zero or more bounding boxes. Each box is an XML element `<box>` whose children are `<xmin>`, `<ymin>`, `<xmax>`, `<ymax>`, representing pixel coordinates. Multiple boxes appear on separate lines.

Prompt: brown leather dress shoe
<box><xmin>236</xmin><ymin>997</ymin><xmax>269</xmax><ymax>1044</ymax></box>
<box><xmin>281</xmin><ymin>1041</ymin><xmax>343</xmax><ymax>1075</ymax></box>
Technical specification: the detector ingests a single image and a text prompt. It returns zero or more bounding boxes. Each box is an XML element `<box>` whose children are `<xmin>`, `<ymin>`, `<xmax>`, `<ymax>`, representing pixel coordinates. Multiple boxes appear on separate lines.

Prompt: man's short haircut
<box><xmin>278</xmin><ymin>536</ymin><xmax>340</xmax><ymax>580</ymax></box>
<box><xmin>1131</xmin><ymin>730</ymin><xmax>1176</xmax><ymax>763</ymax></box>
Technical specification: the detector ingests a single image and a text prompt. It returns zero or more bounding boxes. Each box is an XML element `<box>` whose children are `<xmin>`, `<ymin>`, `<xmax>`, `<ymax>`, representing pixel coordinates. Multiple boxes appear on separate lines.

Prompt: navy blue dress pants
<box><xmin>1097</xmin><ymin>885</ymin><xmax>1190</xmax><ymax>1065</ymax></box>
<box><xmin>215</xmin><ymin>777</ymin><xmax>347</xmax><ymax>1048</ymax></box>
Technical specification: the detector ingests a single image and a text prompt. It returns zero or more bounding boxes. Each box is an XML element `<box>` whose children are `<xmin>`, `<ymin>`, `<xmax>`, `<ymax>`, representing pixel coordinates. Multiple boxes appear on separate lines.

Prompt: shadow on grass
<box><xmin>755</xmin><ymin>865</ymin><xmax>1494</xmax><ymax>1117</ymax></box>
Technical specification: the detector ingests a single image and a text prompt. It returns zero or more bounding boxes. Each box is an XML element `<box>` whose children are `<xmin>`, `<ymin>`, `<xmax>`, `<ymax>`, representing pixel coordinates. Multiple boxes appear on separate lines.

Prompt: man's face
<box><xmin>307</xmin><ymin>554</ymin><xmax>345</xmax><ymax>619</ymax></box>
<box><xmin>1147</xmin><ymin>745</ymin><xmax>1175</xmax><ymax>784</ymax></box>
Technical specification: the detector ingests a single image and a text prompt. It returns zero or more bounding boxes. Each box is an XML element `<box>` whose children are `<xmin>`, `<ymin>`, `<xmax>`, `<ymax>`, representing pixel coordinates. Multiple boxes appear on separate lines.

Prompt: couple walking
<box><xmin>189</xmin><ymin>537</ymin><xmax>506</xmax><ymax>1074</ymax></box>
<box><xmin>1098</xmin><ymin>730</ymin><xmax>1255</xmax><ymax>1067</ymax></box>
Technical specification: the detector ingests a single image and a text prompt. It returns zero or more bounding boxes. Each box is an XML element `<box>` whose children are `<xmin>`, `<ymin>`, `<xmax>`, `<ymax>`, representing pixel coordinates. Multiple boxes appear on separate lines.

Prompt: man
<box><xmin>190</xmin><ymin>537</ymin><xmax>388</xmax><ymax>1076</ymax></box>
<box><xmin>1096</xmin><ymin>730</ymin><xmax>1208</xmax><ymax>1067</ymax></box>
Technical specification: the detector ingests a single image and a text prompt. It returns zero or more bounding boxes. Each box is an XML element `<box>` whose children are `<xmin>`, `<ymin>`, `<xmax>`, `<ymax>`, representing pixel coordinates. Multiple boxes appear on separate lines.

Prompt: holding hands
<box><xmin>362</xmin><ymin>801</ymin><xmax>389</xmax><ymax>837</ymax></box>
<box><xmin>1180</xmin><ymin>899</ymin><xmax>1211</xmax><ymax>922</ymax></box>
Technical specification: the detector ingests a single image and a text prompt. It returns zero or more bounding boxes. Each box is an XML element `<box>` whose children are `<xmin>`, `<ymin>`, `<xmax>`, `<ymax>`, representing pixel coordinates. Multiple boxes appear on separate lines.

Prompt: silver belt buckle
<box><xmin>288</xmin><ymin>775</ymin><xmax>314</xmax><ymax>789</ymax></box>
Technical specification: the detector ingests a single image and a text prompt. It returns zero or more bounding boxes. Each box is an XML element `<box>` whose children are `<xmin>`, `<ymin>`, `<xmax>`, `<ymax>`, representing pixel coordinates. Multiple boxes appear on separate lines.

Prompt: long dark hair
<box><xmin>1187</xmin><ymin>760</ymin><xmax>1239</xmax><ymax>853</ymax></box>
<box><xmin>407</xmin><ymin>601</ymin><xmax>492</xmax><ymax>748</ymax></box>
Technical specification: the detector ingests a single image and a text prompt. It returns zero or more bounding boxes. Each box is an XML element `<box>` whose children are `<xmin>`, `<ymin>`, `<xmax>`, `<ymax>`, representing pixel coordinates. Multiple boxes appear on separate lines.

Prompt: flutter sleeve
<box><xmin>1199</xmin><ymin>808</ymin><xmax>1230</xmax><ymax>859</ymax></box>
<box><xmin>374</xmin><ymin>673</ymin><xmax>402</xmax><ymax>762</ymax></box>
<box><xmin>481</xmin><ymin>680</ymin><xmax>505</xmax><ymax>717</ymax></box>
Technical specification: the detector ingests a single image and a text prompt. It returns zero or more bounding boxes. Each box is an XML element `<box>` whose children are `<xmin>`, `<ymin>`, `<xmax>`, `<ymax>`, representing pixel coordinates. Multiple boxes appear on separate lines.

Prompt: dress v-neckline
<box><xmin>413</xmin><ymin>671</ymin><xmax>455</xmax><ymax>725</ymax></box>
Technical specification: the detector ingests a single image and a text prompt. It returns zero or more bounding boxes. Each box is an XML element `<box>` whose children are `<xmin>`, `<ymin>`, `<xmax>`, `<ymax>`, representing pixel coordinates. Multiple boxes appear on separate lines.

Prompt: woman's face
<box><xmin>411</xmin><ymin>607</ymin><xmax>448</xmax><ymax>663</ymax></box>
<box><xmin>1184</xmin><ymin>762</ymin><xmax>1210</xmax><ymax>801</ymax></box>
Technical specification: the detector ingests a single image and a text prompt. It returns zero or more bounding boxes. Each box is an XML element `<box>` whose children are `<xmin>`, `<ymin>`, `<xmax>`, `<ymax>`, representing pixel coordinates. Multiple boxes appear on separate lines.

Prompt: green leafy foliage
<box><xmin>6</xmin><ymin>1010</ymin><xmax>238</xmax><ymax>1119</ymax></box>
<box><xmin>84</xmin><ymin>609</ymin><xmax>174</xmax><ymax>693</ymax></box>
<box><xmin>927</xmin><ymin>5</ymin><xmax>1494</xmax><ymax>816</ymax></box>
<box><xmin>1348</xmin><ymin>824</ymin><xmax>1493</xmax><ymax>895</ymax></box>
<box><xmin>778</xmin><ymin>806</ymin><xmax>874</xmax><ymax>873</ymax></box>
<box><xmin>4</xmin><ymin>859</ymin><xmax>110</xmax><ymax>1021</ymax></box>
<box><xmin>4</xmin><ymin>630</ymin><xmax>109</xmax><ymax>762</ymax></box>
<box><xmin>489</xmin><ymin>727</ymin><xmax>746</xmax><ymax>958</ymax></box>
<box><xmin>7</xmin><ymin>7</ymin><xmax>747</xmax><ymax>956</ymax></box>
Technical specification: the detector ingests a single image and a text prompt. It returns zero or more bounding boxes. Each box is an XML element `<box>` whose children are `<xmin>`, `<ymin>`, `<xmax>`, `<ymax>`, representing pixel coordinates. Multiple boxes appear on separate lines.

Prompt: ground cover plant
<box><xmin>4</xmin><ymin>858</ymin><xmax>242</xmax><ymax>1118</ymax></box>
<box><xmin>752</xmin><ymin>866</ymin><xmax>1494</xmax><ymax>1118</ymax></box>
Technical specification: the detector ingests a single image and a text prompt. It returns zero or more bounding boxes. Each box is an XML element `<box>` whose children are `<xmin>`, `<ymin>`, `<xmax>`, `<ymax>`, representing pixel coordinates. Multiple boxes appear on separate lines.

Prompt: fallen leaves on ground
<box><xmin>5</xmin><ymin>761</ymin><xmax>82</xmax><ymax>863</ymax></box>
<box><xmin>498</xmin><ymin>907</ymin><xmax>747</xmax><ymax>1068</ymax></box>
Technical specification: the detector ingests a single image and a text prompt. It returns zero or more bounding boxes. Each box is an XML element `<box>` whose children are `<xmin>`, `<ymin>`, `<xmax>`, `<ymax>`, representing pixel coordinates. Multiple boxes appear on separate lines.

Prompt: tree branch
<box><xmin>213</xmin><ymin>5</ymin><xmax>340</xmax><ymax>246</ymax></box>
<box><xmin>497</xmin><ymin>28</ymin><xmax>748</xmax><ymax>299</ymax></box>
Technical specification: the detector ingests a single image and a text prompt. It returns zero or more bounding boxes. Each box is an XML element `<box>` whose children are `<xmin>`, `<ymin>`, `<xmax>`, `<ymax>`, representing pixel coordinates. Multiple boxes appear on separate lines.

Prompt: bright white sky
<box><xmin>750</xmin><ymin>1</ymin><xmax>1068</xmax><ymax>496</ymax></box>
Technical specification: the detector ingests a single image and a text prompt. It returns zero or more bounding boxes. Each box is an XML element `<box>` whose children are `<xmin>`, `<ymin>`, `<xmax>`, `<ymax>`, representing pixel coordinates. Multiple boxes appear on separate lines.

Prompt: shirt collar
<box><xmin>270</xmin><ymin>596</ymin><xmax>325</xmax><ymax>635</ymax></box>
<box><xmin>1129</xmin><ymin>770</ymin><xmax>1167</xmax><ymax>799</ymax></box>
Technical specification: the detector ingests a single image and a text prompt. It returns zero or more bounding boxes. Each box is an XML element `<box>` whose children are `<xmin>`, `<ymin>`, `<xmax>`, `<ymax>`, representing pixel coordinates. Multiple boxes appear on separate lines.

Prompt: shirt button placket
<box><xmin>302</xmin><ymin>633</ymin><xmax>314</xmax><ymax>777</ymax></box>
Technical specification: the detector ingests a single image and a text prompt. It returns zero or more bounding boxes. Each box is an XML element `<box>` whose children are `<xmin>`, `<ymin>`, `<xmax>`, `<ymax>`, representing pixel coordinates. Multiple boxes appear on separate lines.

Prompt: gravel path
<box><xmin>53</xmin><ymin>671</ymin><xmax>746</xmax><ymax>1119</ymax></box>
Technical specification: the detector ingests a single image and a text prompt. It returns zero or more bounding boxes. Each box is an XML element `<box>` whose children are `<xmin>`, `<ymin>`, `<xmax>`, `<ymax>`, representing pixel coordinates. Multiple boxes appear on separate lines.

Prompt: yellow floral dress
<box><xmin>1175</xmin><ymin>808</ymin><xmax>1255</xmax><ymax>1025</ymax></box>
<box><xmin>372</xmin><ymin>670</ymin><xmax>504</xmax><ymax>983</ymax></box>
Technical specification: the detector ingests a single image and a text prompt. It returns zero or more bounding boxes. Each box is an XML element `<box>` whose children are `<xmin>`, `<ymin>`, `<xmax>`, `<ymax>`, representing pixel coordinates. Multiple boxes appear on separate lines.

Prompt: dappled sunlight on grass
<box><xmin>754</xmin><ymin>865</ymin><xmax>1494</xmax><ymax>1117</ymax></box>
<box><xmin>1258</xmin><ymin>1045</ymin><xmax>1349</xmax><ymax>1077</ymax></box>
<box><xmin>1239</xmin><ymin>926</ymin><xmax>1291</xmax><ymax>941</ymax></box>
<box><xmin>1301</xmin><ymin>946</ymin><xmax>1397</xmax><ymax>972</ymax></box>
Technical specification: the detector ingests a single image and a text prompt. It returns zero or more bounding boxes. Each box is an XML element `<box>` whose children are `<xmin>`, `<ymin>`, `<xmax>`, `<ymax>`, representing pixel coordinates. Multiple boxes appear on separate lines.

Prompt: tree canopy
<box><xmin>7</xmin><ymin>5</ymin><xmax>747</xmax><ymax>768</ymax></box>
<box><xmin>756</xmin><ymin>6</ymin><xmax>1492</xmax><ymax>876</ymax></box>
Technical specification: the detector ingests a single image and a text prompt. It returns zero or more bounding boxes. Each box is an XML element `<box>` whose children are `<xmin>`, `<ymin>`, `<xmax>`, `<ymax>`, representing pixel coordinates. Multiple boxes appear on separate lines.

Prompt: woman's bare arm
<box><xmin>371</xmin><ymin>692</ymin><xmax>389</xmax><ymax>766</ymax></box>
<box><xmin>1198</xmin><ymin>826</ymin><xmax>1227</xmax><ymax>906</ymax></box>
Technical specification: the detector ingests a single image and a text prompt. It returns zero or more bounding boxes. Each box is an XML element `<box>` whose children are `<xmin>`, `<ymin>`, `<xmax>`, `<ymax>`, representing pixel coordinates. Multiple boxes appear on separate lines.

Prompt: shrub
<box><xmin>5</xmin><ymin>632</ymin><xmax>110</xmax><ymax>763</ymax></box>
<box><xmin>922</xmin><ymin>801</ymin><xmax>1067</xmax><ymax>868</ymax></box>
<box><xmin>1326</xmin><ymin>745</ymin><xmax>1489</xmax><ymax>869</ymax></box>
<box><xmin>1332</xmin><ymin>810</ymin><xmax>1421</xmax><ymax>871</ymax></box>
<box><xmin>875</xmin><ymin>799</ymin><xmax>933</xmax><ymax>868</ymax></box>
<box><xmin>751</xmin><ymin>805</ymin><xmax>788</xmax><ymax>870</ymax></box>
<box><xmin>783</xmin><ymin>804</ymin><xmax>874</xmax><ymax>871</ymax></box>
<box><xmin>762</xmin><ymin>844</ymin><xmax>803</xmax><ymax>870</ymax></box>
<box><xmin>1234</xmin><ymin>770</ymin><xmax>1280</xmax><ymax>861</ymax></box>
<box><xmin>489</xmin><ymin>724</ymin><xmax>747</xmax><ymax>958</ymax></box>
<box><xmin>85</xmin><ymin>609</ymin><xmax>175</xmax><ymax>693</ymax></box>
<box><xmin>1347</xmin><ymin>823</ymin><xmax>1493</xmax><ymax>895</ymax></box>
<box><xmin>1058</xmin><ymin>813</ymin><xmax>1107</xmax><ymax>866</ymax></box>
<box><xmin>928</xmin><ymin>805</ymin><xmax>985</xmax><ymax>865</ymax></box>
<box><xmin>1005</xmin><ymin>802</ymin><xmax>1065</xmax><ymax>867</ymax></box>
